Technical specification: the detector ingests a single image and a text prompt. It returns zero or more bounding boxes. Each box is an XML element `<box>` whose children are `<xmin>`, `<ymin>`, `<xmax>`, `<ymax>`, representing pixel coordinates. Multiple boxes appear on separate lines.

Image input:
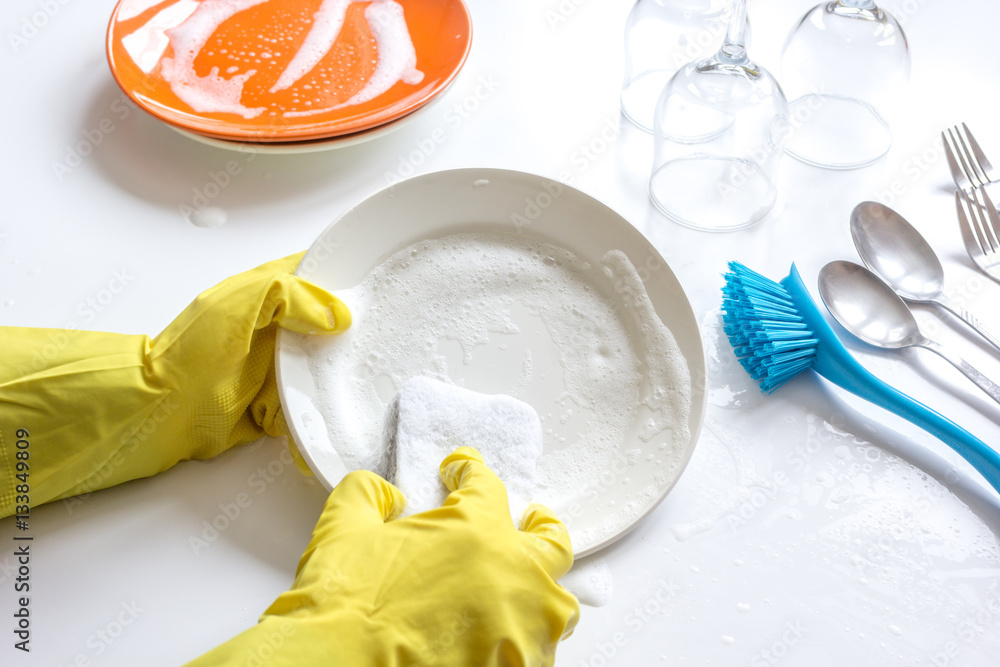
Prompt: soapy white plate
<box><xmin>275</xmin><ymin>168</ymin><xmax>707</xmax><ymax>556</ymax></box>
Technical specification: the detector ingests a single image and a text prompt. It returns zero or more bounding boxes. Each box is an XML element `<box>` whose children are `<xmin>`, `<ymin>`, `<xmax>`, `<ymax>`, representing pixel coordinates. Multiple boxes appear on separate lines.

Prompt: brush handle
<box><xmin>818</xmin><ymin>353</ymin><xmax>1000</xmax><ymax>493</ymax></box>
<box><xmin>784</xmin><ymin>266</ymin><xmax>1000</xmax><ymax>495</ymax></box>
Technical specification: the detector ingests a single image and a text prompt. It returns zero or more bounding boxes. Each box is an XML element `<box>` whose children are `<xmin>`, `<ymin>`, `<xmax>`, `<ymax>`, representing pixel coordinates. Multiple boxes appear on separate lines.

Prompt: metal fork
<box><xmin>943</xmin><ymin>122</ymin><xmax>996</xmax><ymax>191</ymax></box>
<box><xmin>955</xmin><ymin>187</ymin><xmax>1000</xmax><ymax>284</ymax></box>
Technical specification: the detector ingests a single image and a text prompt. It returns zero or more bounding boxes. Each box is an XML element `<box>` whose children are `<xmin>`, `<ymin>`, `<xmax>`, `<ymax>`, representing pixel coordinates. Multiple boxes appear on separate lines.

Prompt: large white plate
<box><xmin>275</xmin><ymin>168</ymin><xmax>706</xmax><ymax>556</ymax></box>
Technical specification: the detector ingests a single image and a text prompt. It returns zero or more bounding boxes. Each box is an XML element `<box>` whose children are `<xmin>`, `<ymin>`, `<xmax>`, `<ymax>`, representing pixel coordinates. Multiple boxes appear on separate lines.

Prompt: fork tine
<box><xmin>951</xmin><ymin>125</ymin><xmax>987</xmax><ymax>189</ymax></box>
<box><xmin>962</xmin><ymin>122</ymin><xmax>995</xmax><ymax>183</ymax></box>
<box><xmin>957</xmin><ymin>190</ymin><xmax>988</xmax><ymax>256</ymax></box>
<box><xmin>943</xmin><ymin>131</ymin><xmax>969</xmax><ymax>190</ymax></box>
<box><xmin>967</xmin><ymin>188</ymin><xmax>999</xmax><ymax>252</ymax></box>
<box><xmin>979</xmin><ymin>186</ymin><xmax>1000</xmax><ymax>250</ymax></box>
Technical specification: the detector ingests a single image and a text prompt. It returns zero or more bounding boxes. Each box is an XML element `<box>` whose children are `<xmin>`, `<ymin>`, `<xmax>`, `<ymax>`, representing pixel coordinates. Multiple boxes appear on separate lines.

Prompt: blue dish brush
<box><xmin>722</xmin><ymin>261</ymin><xmax>1000</xmax><ymax>495</ymax></box>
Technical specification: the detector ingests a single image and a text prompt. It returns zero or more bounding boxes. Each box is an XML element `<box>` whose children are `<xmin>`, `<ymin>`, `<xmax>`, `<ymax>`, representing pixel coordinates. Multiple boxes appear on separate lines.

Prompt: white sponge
<box><xmin>382</xmin><ymin>377</ymin><xmax>543</xmax><ymax>525</ymax></box>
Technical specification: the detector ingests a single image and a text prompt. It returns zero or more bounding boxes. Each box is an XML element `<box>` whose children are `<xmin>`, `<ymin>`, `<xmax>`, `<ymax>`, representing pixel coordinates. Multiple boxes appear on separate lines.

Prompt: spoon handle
<box><xmin>921</xmin><ymin>338</ymin><xmax>1000</xmax><ymax>405</ymax></box>
<box><xmin>783</xmin><ymin>265</ymin><xmax>1000</xmax><ymax>496</ymax></box>
<box><xmin>933</xmin><ymin>295</ymin><xmax>1000</xmax><ymax>354</ymax></box>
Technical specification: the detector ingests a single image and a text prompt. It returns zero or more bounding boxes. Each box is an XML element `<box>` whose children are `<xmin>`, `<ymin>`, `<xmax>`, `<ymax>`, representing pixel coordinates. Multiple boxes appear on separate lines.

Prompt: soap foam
<box><xmin>301</xmin><ymin>233</ymin><xmax>692</xmax><ymax>547</ymax></box>
<box><xmin>284</xmin><ymin>0</ymin><xmax>424</xmax><ymax>116</ymax></box>
<box><xmin>125</xmin><ymin>0</ymin><xmax>424</xmax><ymax>118</ymax></box>
<box><xmin>159</xmin><ymin>0</ymin><xmax>269</xmax><ymax>118</ymax></box>
<box><xmin>269</xmin><ymin>0</ymin><xmax>353</xmax><ymax>93</ymax></box>
<box><xmin>340</xmin><ymin>0</ymin><xmax>424</xmax><ymax>104</ymax></box>
<box><xmin>121</xmin><ymin>0</ymin><xmax>199</xmax><ymax>74</ymax></box>
<box><xmin>384</xmin><ymin>376</ymin><xmax>542</xmax><ymax>525</ymax></box>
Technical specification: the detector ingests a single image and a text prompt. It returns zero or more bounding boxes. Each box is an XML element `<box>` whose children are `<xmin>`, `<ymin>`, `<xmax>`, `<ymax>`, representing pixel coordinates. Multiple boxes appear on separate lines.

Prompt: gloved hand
<box><xmin>186</xmin><ymin>447</ymin><xmax>580</xmax><ymax>667</ymax></box>
<box><xmin>0</xmin><ymin>253</ymin><xmax>349</xmax><ymax>517</ymax></box>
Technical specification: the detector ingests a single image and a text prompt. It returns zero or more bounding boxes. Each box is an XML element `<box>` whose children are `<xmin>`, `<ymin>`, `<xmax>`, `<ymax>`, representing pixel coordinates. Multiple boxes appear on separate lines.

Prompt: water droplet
<box><xmin>721</xmin><ymin>635</ymin><xmax>735</xmax><ymax>645</ymax></box>
<box><xmin>188</xmin><ymin>206</ymin><xmax>228</xmax><ymax>228</ymax></box>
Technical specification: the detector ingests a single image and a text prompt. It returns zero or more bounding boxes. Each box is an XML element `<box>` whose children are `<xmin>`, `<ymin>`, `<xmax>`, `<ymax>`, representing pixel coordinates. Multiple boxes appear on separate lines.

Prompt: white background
<box><xmin>2</xmin><ymin>0</ymin><xmax>1000</xmax><ymax>665</ymax></box>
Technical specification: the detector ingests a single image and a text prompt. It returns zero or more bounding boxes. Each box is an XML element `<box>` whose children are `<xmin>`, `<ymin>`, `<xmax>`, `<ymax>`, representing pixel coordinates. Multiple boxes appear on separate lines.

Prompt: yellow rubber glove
<box><xmin>186</xmin><ymin>447</ymin><xmax>580</xmax><ymax>667</ymax></box>
<box><xmin>0</xmin><ymin>253</ymin><xmax>349</xmax><ymax>518</ymax></box>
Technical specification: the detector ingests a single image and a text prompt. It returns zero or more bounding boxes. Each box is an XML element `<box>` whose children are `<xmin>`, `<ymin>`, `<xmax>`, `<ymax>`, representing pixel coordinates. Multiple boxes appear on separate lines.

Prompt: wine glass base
<box><xmin>621</xmin><ymin>70</ymin><xmax>675</xmax><ymax>133</ymax></box>
<box><xmin>784</xmin><ymin>94</ymin><xmax>892</xmax><ymax>170</ymax></box>
<box><xmin>649</xmin><ymin>155</ymin><xmax>776</xmax><ymax>231</ymax></box>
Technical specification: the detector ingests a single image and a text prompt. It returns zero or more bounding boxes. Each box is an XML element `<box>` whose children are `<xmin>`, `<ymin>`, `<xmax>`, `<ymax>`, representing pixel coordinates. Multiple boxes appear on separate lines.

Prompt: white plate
<box><xmin>170</xmin><ymin>92</ymin><xmax>443</xmax><ymax>154</ymax></box>
<box><xmin>275</xmin><ymin>168</ymin><xmax>706</xmax><ymax>556</ymax></box>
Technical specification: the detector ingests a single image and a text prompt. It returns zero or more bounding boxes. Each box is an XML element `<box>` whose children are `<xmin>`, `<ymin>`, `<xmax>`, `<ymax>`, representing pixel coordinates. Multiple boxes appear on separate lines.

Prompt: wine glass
<box><xmin>649</xmin><ymin>0</ymin><xmax>789</xmax><ymax>231</ymax></box>
<box><xmin>621</xmin><ymin>0</ymin><xmax>730</xmax><ymax>133</ymax></box>
<box><xmin>780</xmin><ymin>0</ymin><xmax>910</xmax><ymax>169</ymax></box>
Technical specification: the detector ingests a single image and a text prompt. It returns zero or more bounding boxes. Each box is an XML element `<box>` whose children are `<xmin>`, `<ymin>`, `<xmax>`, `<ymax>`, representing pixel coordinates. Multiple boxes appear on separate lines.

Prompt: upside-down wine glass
<box><xmin>621</xmin><ymin>0</ymin><xmax>730</xmax><ymax>133</ymax></box>
<box><xmin>649</xmin><ymin>0</ymin><xmax>789</xmax><ymax>231</ymax></box>
<box><xmin>780</xmin><ymin>0</ymin><xmax>910</xmax><ymax>169</ymax></box>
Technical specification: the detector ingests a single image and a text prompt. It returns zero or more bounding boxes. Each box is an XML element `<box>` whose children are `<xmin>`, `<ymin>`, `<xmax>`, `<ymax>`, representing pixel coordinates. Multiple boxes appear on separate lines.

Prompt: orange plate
<box><xmin>106</xmin><ymin>0</ymin><xmax>472</xmax><ymax>142</ymax></box>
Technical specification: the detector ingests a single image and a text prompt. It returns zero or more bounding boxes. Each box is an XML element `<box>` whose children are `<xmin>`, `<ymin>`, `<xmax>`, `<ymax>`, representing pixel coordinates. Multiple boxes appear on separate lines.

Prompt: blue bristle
<box><xmin>721</xmin><ymin>261</ymin><xmax>818</xmax><ymax>393</ymax></box>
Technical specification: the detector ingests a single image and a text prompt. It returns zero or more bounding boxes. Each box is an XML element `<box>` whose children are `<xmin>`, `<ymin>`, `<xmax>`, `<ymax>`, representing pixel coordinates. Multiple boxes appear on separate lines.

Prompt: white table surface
<box><xmin>3</xmin><ymin>0</ymin><xmax>1000</xmax><ymax>665</ymax></box>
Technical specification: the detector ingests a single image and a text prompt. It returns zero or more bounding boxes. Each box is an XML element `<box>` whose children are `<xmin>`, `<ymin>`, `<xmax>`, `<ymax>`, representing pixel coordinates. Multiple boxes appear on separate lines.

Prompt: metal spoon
<box><xmin>850</xmin><ymin>201</ymin><xmax>1000</xmax><ymax>352</ymax></box>
<box><xmin>819</xmin><ymin>260</ymin><xmax>1000</xmax><ymax>406</ymax></box>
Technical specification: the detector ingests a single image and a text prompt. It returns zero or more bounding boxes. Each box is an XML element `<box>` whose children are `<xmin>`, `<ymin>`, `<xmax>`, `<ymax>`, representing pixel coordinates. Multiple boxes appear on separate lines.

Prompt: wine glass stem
<box><xmin>719</xmin><ymin>0</ymin><xmax>748</xmax><ymax>63</ymax></box>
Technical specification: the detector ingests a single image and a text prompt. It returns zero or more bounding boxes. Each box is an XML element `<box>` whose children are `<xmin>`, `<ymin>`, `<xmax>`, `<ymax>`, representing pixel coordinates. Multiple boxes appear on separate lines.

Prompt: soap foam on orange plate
<box><xmin>106</xmin><ymin>0</ymin><xmax>472</xmax><ymax>141</ymax></box>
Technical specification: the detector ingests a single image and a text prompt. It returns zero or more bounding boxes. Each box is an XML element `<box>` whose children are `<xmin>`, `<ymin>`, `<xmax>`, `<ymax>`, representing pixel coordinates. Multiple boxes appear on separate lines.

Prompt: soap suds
<box><xmin>385</xmin><ymin>377</ymin><xmax>542</xmax><ymax>525</ymax></box>
<box><xmin>269</xmin><ymin>0</ymin><xmax>355</xmax><ymax>93</ymax></box>
<box><xmin>159</xmin><ymin>0</ymin><xmax>270</xmax><ymax>119</ymax></box>
<box><xmin>122</xmin><ymin>0</ymin><xmax>424</xmax><ymax>119</ymax></box>
<box><xmin>121</xmin><ymin>0</ymin><xmax>200</xmax><ymax>74</ymax></box>
<box><xmin>300</xmin><ymin>232</ymin><xmax>691</xmax><ymax>547</ymax></box>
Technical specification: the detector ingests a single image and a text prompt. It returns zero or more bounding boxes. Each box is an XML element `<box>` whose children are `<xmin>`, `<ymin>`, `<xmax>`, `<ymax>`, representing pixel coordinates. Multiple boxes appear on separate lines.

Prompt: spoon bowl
<box><xmin>850</xmin><ymin>201</ymin><xmax>1000</xmax><ymax>353</ymax></box>
<box><xmin>818</xmin><ymin>260</ymin><xmax>1000</xmax><ymax>405</ymax></box>
<box><xmin>850</xmin><ymin>201</ymin><xmax>945</xmax><ymax>301</ymax></box>
<box><xmin>818</xmin><ymin>260</ymin><xmax>923</xmax><ymax>348</ymax></box>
